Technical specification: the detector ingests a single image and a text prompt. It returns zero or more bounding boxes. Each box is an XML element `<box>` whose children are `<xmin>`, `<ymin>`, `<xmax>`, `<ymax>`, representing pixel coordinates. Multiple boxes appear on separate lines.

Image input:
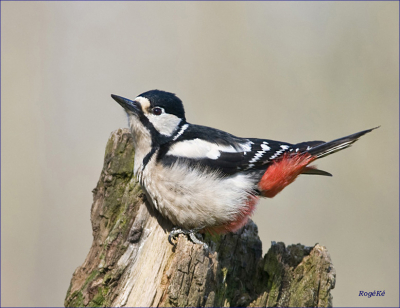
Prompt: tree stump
<box><xmin>64</xmin><ymin>128</ymin><xmax>336</xmax><ymax>307</ymax></box>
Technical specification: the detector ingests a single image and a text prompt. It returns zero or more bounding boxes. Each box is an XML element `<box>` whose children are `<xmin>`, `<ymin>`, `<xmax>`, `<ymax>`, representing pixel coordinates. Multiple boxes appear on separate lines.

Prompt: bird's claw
<box><xmin>168</xmin><ymin>227</ymin><xmax>208</xmax><ymax>249</ymax></box>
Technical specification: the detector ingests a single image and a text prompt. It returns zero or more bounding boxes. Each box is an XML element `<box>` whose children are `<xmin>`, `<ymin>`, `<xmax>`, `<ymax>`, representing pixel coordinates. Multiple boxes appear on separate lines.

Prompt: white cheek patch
<box><xmin>167</xmin><ymin>139</ymin><xmax>239</xmax><ymax>160</ymax></box>
<box><xmin>147</xmin><ymin>113</ymin><xmax>182</xmax><ymax>136</ymax></box>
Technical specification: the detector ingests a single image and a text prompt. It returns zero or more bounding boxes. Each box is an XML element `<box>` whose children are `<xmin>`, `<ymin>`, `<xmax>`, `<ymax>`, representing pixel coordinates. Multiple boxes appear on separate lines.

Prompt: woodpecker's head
<box><xmin>111</xmin><ymin>90</ymin><xmax>186</xmax><ymax>145</ymax></box>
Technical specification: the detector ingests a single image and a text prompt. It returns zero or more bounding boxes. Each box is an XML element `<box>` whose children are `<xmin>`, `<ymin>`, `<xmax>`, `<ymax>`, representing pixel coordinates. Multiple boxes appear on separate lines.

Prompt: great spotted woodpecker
<box><xmin>111</xmin><ymin>90</ymin><xmax>377</xmax><ymax>248</ymax></box>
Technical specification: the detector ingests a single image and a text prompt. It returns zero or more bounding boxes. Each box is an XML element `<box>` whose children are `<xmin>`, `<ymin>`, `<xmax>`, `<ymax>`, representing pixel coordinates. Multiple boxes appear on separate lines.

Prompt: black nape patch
<box><xmin>138</xmin><ymin>90</ymin><xmax>186</xmax><ymax>121</ymax></box>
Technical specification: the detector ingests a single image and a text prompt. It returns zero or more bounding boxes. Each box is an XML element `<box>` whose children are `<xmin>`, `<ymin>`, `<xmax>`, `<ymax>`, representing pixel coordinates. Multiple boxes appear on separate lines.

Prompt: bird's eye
<box><xmin>152</xmin><ymin>107</ymin><xmax>163</xmax><ymax>116</ymax></box>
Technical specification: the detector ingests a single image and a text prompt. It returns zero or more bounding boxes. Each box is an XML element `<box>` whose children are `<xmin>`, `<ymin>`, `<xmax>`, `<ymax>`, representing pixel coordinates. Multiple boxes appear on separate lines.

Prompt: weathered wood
<box><xmin>65</xmin><ymin>128</ymin><xmax>336</xmax><ymax>307</ymax></box>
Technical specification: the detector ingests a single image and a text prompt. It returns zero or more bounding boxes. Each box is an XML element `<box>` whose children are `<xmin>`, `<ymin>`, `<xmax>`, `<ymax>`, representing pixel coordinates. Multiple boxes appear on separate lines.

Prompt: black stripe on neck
<box><xmin>142</xmin><ymin>147</ymin><xmax>157</xmax><ymax>170</ymax></box>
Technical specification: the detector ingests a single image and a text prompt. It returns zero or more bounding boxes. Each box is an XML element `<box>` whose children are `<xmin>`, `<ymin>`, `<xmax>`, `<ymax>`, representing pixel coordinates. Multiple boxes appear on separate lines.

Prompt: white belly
<box><xmin>137</xmin><ymin>155</ymin><xmax>256</xmax><ymax>230</ymax></box>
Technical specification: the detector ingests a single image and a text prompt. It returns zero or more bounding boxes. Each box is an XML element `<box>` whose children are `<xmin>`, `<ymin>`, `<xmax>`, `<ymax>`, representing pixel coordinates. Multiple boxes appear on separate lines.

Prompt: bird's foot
<box><xmin>168</xmin><ymin>227</ymin><xmax>208</xmax><ymax>249</ymax></box>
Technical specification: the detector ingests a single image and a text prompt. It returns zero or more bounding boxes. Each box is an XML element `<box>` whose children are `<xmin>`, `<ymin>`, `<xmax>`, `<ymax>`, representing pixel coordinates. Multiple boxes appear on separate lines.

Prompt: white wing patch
<box><xmin>167</xmin><ymin>139</ymin><xmax>249</xmax><ymax>160</ymax></box>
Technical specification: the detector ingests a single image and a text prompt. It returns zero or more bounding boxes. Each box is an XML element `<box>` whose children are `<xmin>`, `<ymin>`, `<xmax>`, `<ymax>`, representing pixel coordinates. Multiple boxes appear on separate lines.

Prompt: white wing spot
<box><xmin>269</xmin><ymin>144</ymin><xmax>290</xmax><ymax>160</ymax></box>
<box><xmin>247</xmin><ymin>141</ymin><xmax>272</xmax><ymax>167</ymax></box>
<box><xmin>261</xmin><ymin>143</ymin><xmax>271</xmax><ymax>151</ymax></box>
<box><xmin>238</xmin><ymin>141</ymin><xmax>253</xmax><ymax>152</ymax></box>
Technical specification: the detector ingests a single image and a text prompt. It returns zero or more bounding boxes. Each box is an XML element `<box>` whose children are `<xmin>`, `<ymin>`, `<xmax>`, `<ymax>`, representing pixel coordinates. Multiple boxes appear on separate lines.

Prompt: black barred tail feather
<box><xmin>295</xmin><ymin>127</ymin><xmax>379</xmax><ymax>177</ymax></box>
<box><xmin>306</xmin><ymin>127</ymin><xmax>379</xmax><ymax>159</ymax></box>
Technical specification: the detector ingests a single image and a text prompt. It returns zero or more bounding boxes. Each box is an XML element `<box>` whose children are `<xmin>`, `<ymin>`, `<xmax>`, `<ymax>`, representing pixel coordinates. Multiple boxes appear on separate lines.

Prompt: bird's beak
<box><xmin>111</xmin><ymin>94</ymin><xmax>140</xmax><ymax>114</ymax></box>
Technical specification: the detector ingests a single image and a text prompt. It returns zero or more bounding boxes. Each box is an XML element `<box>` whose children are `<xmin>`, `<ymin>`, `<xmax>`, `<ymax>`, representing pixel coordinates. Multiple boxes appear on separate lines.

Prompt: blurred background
<box><xmin>1</xmin><ymin>2</ymin><xmax>398</xmax><ymax>307</ymax></box>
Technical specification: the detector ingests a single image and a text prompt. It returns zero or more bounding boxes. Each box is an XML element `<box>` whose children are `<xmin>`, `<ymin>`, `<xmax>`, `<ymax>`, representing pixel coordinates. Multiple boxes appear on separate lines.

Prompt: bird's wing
<box><xmin>160</xmin><ymin>137</ymin><xmax>251</xmax><ymax>175</ymax></box>
<box><xmin>159</xmin><ymin>124</ymin><xmax>325</xmax><ymax>176</ymax></box>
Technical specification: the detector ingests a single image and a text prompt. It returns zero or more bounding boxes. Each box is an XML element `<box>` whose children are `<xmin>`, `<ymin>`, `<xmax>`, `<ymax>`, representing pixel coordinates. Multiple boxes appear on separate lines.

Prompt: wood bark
<box><xmin>65</xmin><ymin>128</ymin><xmax>336</xmax><ymax>307</ymax></box>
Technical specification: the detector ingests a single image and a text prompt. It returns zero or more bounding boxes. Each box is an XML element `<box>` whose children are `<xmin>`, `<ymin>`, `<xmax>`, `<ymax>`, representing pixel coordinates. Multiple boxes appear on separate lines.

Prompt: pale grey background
<box><xmin>1</xmin><ymin>2</ymin><xmax>398</xmax><ymax>307</ymax></box>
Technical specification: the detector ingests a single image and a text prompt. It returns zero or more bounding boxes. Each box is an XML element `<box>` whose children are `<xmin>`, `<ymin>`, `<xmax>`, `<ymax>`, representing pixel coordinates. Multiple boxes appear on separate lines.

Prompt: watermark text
<box><xmin>359</xmin><ymin>291</ymin><xmax>385</xmax><ymax>298</ymax></box>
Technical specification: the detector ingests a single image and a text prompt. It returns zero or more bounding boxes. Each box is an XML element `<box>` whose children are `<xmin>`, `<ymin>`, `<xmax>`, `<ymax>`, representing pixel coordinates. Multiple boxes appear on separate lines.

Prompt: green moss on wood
<box><xmin>88</xmin><ymin>286</ymin><xmax>110</xmax><ymax>307</ymax></box>
<box><xmin>67</xmin><ymin>290</ymin><xmax>84</xmax><ymax>307</ymax></box>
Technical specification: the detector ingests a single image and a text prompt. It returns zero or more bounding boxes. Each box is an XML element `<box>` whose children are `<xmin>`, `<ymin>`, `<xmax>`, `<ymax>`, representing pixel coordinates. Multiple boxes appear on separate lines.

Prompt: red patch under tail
<box><xmin>259</xmin><ymin>153</ymin><xmax>316</xmax><ymax>198</ymax></box>
<box><xmin>204</xmin><ymin>195</ymin><xmax>259</xmax><ymax>235</ymax></box>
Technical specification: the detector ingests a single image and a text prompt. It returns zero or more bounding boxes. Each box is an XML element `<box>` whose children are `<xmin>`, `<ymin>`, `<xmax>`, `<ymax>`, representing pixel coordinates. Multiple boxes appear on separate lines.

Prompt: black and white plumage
<box><xmin>111</xmin><ymin>90</ymin><xmax>377</xmax><ymax>246</ymax></box>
